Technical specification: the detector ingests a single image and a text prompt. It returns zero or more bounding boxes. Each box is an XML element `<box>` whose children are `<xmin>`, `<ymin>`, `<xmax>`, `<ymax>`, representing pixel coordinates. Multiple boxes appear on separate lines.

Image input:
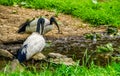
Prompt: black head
<box><xmin>50</xmin><ymin>17</ymin><xmax>56</xmax><ymax>24</ymax></box>
<box><xmin>50</xmin><ymin>17</ymin><xmax>61</xmax><ymax>34</ymax></box>
<box><xmin>36</xmin><ymin>18</ymin><xmax>45</xmax><ymax>35</ymax></box>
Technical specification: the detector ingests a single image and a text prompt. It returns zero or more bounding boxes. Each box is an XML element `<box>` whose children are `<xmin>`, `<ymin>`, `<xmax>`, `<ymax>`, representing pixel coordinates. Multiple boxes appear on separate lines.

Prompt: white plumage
<box><xmin>23</xmin><ymin>32</ymin><xmax>45</xmax><ymax>60</ymax></box>
<box><xmin>26</xmin><ymin>18</ymin><xmax>53</xmax><ymax>34</ymax></box>
<box><xmin>18</xmin><ymin>17</ymin><xmax>61</xmax><ymax>34</ymax></box>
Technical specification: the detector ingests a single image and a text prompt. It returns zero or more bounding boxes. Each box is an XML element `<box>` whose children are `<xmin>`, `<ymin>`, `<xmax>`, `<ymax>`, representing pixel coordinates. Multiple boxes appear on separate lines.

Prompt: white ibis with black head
<box><xmin>18</xmin><ymin>16</ymin><xmax>61</xmax><ymax>34</ymax></box>
<box><xmin>16</xmin><ymin>18</ymin><xmax>46</xmax><ymax>63</ymax></box>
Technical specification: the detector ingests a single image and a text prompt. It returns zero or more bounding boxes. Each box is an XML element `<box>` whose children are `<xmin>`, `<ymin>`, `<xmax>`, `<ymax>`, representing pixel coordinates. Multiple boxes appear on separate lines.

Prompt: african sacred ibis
<box><xmin>16</xmin><ymin>18</ymin><xmax>46</xmax><ymax>63</ymax></box>
<box><xmin>18</xmin><ymin>16</ymin><xmax>61</xmax><ymax>34</ymax></box>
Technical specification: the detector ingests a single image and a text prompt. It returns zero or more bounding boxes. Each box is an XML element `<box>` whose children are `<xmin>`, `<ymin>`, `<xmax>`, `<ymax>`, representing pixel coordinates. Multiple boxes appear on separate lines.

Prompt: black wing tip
<box><xmin>17</xmin><ymin>28</ymin><xmax>25</xmax><ymax>33</ymax></box>
<box><xmin>17</xmin><ymin>20</ymin><xmax>31</xmax><ymax>33</ymax></box>
<box><xmin>17</xmin><ymin>29</ymin><xmax>24</xmax><ymax>33</ymax></box>
<box><xmin>16</xmin><ymin>45</ymin><xmax>27</xmax><ymax>63</ymax></box>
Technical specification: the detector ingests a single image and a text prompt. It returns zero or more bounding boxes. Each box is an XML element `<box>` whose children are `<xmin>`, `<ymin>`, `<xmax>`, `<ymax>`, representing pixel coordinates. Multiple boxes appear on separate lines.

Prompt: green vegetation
<box><xmin>0</xmin><ymin>62</ymin><xmax>120</xmax><ymax>76</ymax></box>
<box><xmin>0</xmin><ymin>0</ymin><xmax>120</xmax><ymax>26</ymax></box>
<box><xmin>96</xmin><ymin>43</ymin><xmax>114</xmax><ymax>53</ymax></box>
<box><xmin>84</xmin><ymin>32</ymin><xmax>101</xmax><ymax>40</ymax></box>
<box><xmin>106</xmin><ymin>26</ymin><xmax>118</xmax><ymax>35</ymax></box>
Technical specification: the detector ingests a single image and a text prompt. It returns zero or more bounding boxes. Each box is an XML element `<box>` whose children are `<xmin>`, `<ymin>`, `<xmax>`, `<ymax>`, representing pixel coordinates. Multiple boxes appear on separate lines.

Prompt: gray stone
<box><xmin>32</xmin><ymin>53</ymin><xmax>46</xmax><ymax>60</ymax></box>
<box><xmin>48</xmin><ymin>53</ymin><xmax>67</xmax><ymax>58</ymax></box>
<box><xmin>49</xmin><ymin>58</ymin><xmax>76</xmax><ymax>66</ymax></box>
<box><xmin>47</xmin><ymin>53</ymin><xmax>76</xmax><ymax>66</ymax></box>
<box><xmin>0</xmin><ymin>49</ymin><xmax>13</xmax><ymax>58</ymax></box>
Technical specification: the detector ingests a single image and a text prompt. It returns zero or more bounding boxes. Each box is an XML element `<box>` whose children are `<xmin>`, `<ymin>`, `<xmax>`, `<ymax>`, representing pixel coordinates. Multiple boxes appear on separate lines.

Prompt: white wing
<box><xmin>23</xmin><ymin>32</ymin><xmax>45</xmax><ymax>60</ymax></box>
<box><xmin>26</xmin><ymin>18</ymin><xmax>39</xmax><ymax>33</ymax></box>
<box><xmin>26</xmin><ymin>18</ymin><xmax>51</xmax><ymax>34</ymax></box>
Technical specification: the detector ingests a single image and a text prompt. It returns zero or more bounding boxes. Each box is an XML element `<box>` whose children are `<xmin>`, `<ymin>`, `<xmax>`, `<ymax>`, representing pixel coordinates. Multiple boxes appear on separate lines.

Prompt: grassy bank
<box><xmin>0</xmin><ymin>62</ymin><xmax>120</xmax><ymax>76</ymax></box>
<box><xmin>0</xmin><ymin>0</ymin><xmax>120</xmax><ymax>27</ymax></box>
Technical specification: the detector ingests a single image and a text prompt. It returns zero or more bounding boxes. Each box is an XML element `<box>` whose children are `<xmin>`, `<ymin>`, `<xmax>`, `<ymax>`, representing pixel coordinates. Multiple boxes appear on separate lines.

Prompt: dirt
<box><xmin>0</xmin><ymin>5</ymin><xmax>106</xmax><ymax>43</ymax></box>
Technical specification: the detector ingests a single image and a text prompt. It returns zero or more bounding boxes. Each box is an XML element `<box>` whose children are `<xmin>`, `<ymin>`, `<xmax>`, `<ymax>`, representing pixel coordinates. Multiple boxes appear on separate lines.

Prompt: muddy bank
<box><xmin>1</xmin><ymin>34</ymin><xmax>120</xmax><ymax>66</ymax></box>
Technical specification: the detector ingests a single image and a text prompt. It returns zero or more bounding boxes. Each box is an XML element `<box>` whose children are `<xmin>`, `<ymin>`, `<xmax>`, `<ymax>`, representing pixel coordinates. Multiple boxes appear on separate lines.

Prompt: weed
<box><xmin>96</xmin><ymin>43</ymin><xmax>114</xmax><ymax>53</ymax></box>
<box><xmin>0</xmin><ymin>62</ymin><xmax>120</xmax><ymax>76</ymax></box>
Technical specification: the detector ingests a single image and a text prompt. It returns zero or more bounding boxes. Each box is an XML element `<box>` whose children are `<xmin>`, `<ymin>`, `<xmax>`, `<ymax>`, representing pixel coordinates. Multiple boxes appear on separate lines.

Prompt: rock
<box><xmin>0</xmin><ymin>49</ymin><xmax>13</xmax><ymax>59</ymax></box>
<box><xmin>47</xmin><ymin>53</ymin><xmax>75</xmax><ymax>66</ymax></box>
<box><xmin>32</xmin><ymin>53</ymin><xmax>46</xmax><ymax>60</ymax></box>
<box><xmin>48</xmin><ymin>53</ymin><xmax>67</xmax><ymax>58</ymax></box>
<box><xmin>49</xmin><ymin>58</ymin><xmax>76</xmax><ymax>66</ymax></box>
<box><xmin>1</xmin><ymin>59</ymin><xmax>24</xmax><ymax>73</ymax></box>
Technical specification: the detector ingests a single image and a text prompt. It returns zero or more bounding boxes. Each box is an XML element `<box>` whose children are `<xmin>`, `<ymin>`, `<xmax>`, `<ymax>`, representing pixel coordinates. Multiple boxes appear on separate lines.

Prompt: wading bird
<box><xmin>18</xmin><ymin>16</ymin><xmax>61</xmax><ymax>34</ymax></box>
<box><xmin>16</xmin><ymin>18</ymin><xmax>46</xmax><ymax>63</ymax></box>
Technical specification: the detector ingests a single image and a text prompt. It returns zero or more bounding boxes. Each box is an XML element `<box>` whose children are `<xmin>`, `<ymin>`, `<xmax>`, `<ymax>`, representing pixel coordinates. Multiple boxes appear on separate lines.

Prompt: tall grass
<box><xmin>0</xmin><ymin>0</ymin><xmax>120</xmax><ymax>27</ymax></box>
<box><xmin>0</xmin><ymin>62</ymin><xmax>120</xmax><ymax>76</ymax></box>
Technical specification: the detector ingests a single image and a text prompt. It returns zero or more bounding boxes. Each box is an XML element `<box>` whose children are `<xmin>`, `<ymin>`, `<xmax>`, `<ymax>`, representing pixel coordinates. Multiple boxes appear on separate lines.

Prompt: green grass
<box><xmin>0</xmin><ymin>62</ymin><xmax>120</xmax><ymax>76</ymax></box>
<box><xmin>0</xmin><ymin>0</ymin><xmax>120</xmax><ymax>27</ymax></box>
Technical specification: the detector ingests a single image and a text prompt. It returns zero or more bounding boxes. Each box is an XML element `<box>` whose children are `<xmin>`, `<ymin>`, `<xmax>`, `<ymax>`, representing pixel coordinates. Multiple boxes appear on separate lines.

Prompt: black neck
<box><xmin>50</xmin><ymin>20</ymin><xmax>53</xmax><ymax>25</ymax></box>
<box><xmin>50</xmin><ymin>17</ymin><xmax>55</xmax><ymax>25</ymax></box>
<box><xmin>36</xmin><ymin>18</ymin><xmax>44</xmax><ymax>34</ymax></box>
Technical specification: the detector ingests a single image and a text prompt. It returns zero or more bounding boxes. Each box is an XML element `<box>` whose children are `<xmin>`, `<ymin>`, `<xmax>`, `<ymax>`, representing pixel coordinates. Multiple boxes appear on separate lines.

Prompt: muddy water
<box><xmin>0</xmin><ymin>35</ymin><xmax>120</xmax><ymax>69</ymax></box>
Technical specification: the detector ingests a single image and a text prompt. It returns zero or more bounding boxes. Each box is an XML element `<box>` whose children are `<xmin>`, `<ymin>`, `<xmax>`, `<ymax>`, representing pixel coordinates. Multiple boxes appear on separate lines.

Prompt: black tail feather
<box><xmin>17</xmin><ymin>20</ymin><xmax>31</xmax><ymax>33</ymax></box>
<box><xmin>15</xmin><ymin>45</ymin><xmax>27</xmax><ymax>63</ymax></box>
